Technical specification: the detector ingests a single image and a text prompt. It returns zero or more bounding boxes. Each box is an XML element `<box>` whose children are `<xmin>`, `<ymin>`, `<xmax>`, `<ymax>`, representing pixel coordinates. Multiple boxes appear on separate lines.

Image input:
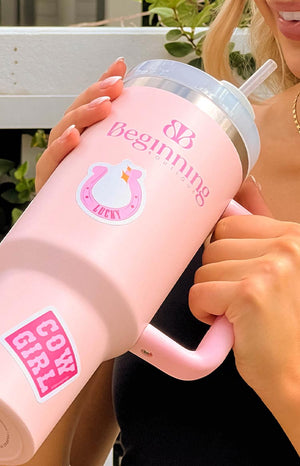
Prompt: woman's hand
<box><xmin>190</xmin><ymin>177</ymin><xmax>300</xmax><ymax>391</ymax></box>
<box><xmin>35</xmin><ymin>57</ymin><xmax>126</xmax><ymax>193</ymax></box>
<box><xmin>190</xmin><ymin>214</ymin><xmax>300</xmax><ymax>390</ymax></box>
<box><xmin>189</xmin><ymin>178</ymin><xmax>300</xmax><ymax>452</ymax></box>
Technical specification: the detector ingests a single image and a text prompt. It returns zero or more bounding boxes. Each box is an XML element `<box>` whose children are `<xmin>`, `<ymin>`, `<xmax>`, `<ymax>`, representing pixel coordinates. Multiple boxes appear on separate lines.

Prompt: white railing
<box><xmin>0</xmin><ymin>26</ymin><xmax>173</xmax><ymax>128</ymax></box>
<box><xmin>0</xmin><ymin>26</ymin><xmax>249</xmax><ymax>129</ymax></box>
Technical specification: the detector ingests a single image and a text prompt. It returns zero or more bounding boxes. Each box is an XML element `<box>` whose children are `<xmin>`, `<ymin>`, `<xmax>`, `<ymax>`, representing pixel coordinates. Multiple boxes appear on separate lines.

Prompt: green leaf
<box><xmin>188</xmin><ymin>57</ymin><xmax>204</xmax><ymax>70</ymax></box>
<box><xmin>14</xmin><ymin>161</ymin><xmax>28</xmax><ymax>181</ymax></box>
<box><xmin>28</xmin><ymin>178</ymin><xmax>36</xmax><ymax>192</ymax></box>
<box><xmin>0</xmin><ymin>159</ymin><xmax>15</xmax><ymax>176</ymax></box>
<box><xmin>166</xmin><ymin>0</ymin><xmax>185</xmax><ymax>7</ymax></box>
<box><xmin>149</xmin><ymin>7</ymin><xmax>174</xmax><ymax>17</ymax></box>
<box><xmin>145</xmin><ymin>0</ymin><xmax>175</xmax><ymax>6</ymax></box>
<box><xmin>1</xmin><ymin>188</ymin><xmax>22</xmax><ymax>204</ymax></box>
<box><xmin>166</xmin><ymin>29</ymin><xmax>183</xmax><ymax>41</ymax></box>
<box><xmin>176</xmin><ymin>1</ymin><xmax>198</xmax><ymax>27</ymax></box>
<box><xmin>11</xmin><ymin>208</ymin><xmax>24</xmax><ymax>225</ymax></box>
<box><xmin>149</xmin><ymin>5</ymin><xmax>178</xmax><ymax>25</ymax></box>
<box><xmin>165</xmin><ymin>41</ymin><xmax>194</xmax><ymax>57</ymax></box>
<box><xmin>17</xmin><ymin>190</ymin><xmax>31</xmax><ymax>203</ymax></box>
<box><xmin>195</xmin><ymin>35</ymin><xmax>206</xmax><ymax>55</ymax></box>
<box><xmin>0</xmin><ymin>173</ymin><xmax>15</xmax><ymax>185</ymax></box>
<box><xmin>193</xmin><ymin>30</ymin><xmax>207</xmax><ymax>40</ymax></box>
<box><xmin>160</xmin><ymin>16</ymin><xmax>179</xmax><ymax>26</ymax></box>
<box><xmin>174</xmin><ymin>0</ymin><xmax>187</xmax><ymax>7</ymax></box>
<box><xmin>228</xmin><ymin>41</ymin><xmax>235</xmax><ymax>54</ymax></box>
<box><xmin>15</xmin><ymin>180</ymin><xmax>28</xmax><ymax>193</ymax></box>
<box><xmin>229</xmin><ymin>50</ymin><xmax>256</xmax><ymax>80</ymax></box>
<box><xmin>192</xmin><ymin>7</ymin><xmax>213</xmax><ymax>27</ymax></box>
<box><xmin>145</xmin><ymin>0</ymin><xmax>164</xmax><ymax>6</ymax></box>
<box><xmin>31</xmin><ymin>129</ymin><xmax>48</xmax><ymax>149</ymax></box>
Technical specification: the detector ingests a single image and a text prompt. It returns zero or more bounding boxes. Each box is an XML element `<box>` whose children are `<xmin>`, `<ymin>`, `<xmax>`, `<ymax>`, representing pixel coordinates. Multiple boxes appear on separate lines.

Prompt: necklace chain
<box><xmin>292</xmin><ymin>90</ymin><xmax>300</xmax><ymax>135</ymax></box>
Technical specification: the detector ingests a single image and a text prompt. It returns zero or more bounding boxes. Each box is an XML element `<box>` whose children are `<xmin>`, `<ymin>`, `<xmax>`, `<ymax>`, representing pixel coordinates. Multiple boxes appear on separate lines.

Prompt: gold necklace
<box><xmin>292</xmin><ymin>90</ymin><xmax>300</xmax><ymax>135</ymax></box>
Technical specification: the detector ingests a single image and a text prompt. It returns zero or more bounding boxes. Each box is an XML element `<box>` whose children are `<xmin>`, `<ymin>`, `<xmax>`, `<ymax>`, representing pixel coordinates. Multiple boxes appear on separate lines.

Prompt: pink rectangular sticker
<box><xmin>1</xmin><ymin>308</ymin><xmax>79</xmax><ymax>402</ymax></box>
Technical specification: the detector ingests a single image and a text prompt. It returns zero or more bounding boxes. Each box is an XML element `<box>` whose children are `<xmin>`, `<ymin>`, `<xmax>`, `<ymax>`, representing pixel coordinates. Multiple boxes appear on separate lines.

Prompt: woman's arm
<box><xmin>70</xmin><ymin>360</ymin><xmax>120</xmax><ymax>466</ymax></box>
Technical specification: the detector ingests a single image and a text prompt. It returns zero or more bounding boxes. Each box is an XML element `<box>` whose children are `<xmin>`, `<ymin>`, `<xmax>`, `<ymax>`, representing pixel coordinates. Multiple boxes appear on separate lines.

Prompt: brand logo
<box><xmin>1</xmin><ymin>308</ymin><xmax>79</xmax><ymax>402</ymax></box>
<box><xmin>77</xmin><ymin>160</ymin><xmax>146</xmax><ymax>225</ymax></box>
<box><xmin>107</xmin><ymin>122</ymin><xmax>210</xmax><ymax>207</ymax></box>
<box><xmin>163</xmin><ymin>120</ymin><xmax>196</xmax><ymax>149</ymax></box>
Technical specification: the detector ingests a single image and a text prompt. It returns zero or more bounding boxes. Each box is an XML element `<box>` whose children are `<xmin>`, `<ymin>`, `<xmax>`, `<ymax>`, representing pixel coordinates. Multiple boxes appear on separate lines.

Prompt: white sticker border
<box><xmin>76</xmin><ymin>159</ymin><xmax>147</xmax><ymax>226</ymax></box>
<box><xmin>0</xmin><ymin>307</ymin><xmax>81</xmax><ymax>403</ymax></box>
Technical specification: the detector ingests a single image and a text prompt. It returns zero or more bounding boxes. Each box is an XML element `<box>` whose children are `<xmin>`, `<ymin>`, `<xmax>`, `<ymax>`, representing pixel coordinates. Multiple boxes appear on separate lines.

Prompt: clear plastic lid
<box><xmin>125</xmin><ymin>59</ymin><xmax>275</xmax><ymax>173</ymax></box>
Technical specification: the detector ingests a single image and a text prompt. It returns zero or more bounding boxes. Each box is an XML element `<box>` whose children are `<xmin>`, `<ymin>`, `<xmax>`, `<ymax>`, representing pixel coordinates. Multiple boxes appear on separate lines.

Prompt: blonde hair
<box><xmin>202</xmin><ymin>0</ymin><xmax>299</xmax><ymax>93</ymax></box>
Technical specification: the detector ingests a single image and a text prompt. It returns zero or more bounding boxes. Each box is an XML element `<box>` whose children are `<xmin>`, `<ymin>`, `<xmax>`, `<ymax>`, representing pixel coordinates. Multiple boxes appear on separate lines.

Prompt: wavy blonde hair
<box><xmin>202</xmin><ymin>0</ymin><xmax>299</xmax><ymax>93</ymax></box>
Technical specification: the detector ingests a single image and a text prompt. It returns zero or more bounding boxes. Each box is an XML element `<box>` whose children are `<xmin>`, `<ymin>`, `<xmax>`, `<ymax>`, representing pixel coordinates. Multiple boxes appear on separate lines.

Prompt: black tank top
<box><xmin>113</xmin><ymin>247</ymin><xmax>298</xmax><ymax>465</ymax></box>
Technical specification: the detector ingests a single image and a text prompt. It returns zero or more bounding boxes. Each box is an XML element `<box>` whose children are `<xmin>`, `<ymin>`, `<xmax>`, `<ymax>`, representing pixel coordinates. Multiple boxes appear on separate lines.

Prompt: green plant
<box><xmin>143</xmin><ymin>0</ymin><xmax>255</xmax><ymax>79</ymax></box>
<box><xmin>0</xmin><ymin>129</ymin><xmax>47</xmax><ymax>239</ymax></box>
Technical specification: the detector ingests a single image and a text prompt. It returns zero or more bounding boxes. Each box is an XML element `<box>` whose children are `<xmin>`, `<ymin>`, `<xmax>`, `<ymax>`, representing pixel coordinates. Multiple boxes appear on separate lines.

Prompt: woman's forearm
<box><xmin>260</xmin><ymin>373</ymin><xmax>300</xmax><ymax>455</ymax></box>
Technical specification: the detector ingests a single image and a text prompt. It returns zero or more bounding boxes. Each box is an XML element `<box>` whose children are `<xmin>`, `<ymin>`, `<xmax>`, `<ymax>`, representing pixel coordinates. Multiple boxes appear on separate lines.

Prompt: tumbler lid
<box><xmin>125</xmin><ymin>59</ymin><xmax>260</xmax><ymax>173</ymax></box>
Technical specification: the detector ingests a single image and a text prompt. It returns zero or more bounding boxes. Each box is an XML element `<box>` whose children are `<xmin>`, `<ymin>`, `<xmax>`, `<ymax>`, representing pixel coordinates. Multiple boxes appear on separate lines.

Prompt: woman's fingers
<box><xmin>194</xmin><ymin>256</ymin><xmax>259</xmax><ymax>284</ymax></box>
<box><xmin>48</xmin><ymin>86</ymin><xmax>118</xmax><ymax>145</ymax></box>
<box><xmin>98</xmin><ymin>57</ymin><xmax>127</xmax><ymax>81</ymax></box>
<box><xmin>64</xmin><ymin>75</ymin><xmax>123</xmax><ymax>116</ymax></box>
<box><xmin>64</xmin><ymin>57</ymin><xmax>126</xmax><ymax>114</ymax></box>
<box><xmin>58</xmin><ymin>95</ymin><xmax>112</xmax><ymax>136</ymax></box>
<box><xmin>214</xmin><ymin>214</ymin><xmax>300</xmax><ymax>241</ymax></box>
<box><xmin>189</xmin><ymin>281</ymin><xmax>238</xmax><ymax>325</ymax></box>
<box><xmin>48</xmin><ymin>58</ymin><xmax>126</xmax><ymax>145</ymax></box>
<box><xmin>35</xmin><ymin>58</ymin><xmax>127</xmax><ymax>193</ymax></box>
<box><xmin>37</xmin><ymin>96</ymin><xmax>112</xmax><ymax>191</ymax></box>
<box><xmin>203</xmin><ymin>237</ymin><xmax>271</xmax><ymax>264</ymax></box>
<box><xmin>35</xmin><ymin>125</ymin><xmax>80</xmax><ymax>193</ymax></box>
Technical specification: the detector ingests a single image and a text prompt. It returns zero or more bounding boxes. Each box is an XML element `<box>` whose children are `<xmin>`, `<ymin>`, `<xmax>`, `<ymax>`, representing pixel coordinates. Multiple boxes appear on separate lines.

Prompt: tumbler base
<box><xmin>0</xmin><ymin>401</ymin><xmax>34</xmax><ymax>465</ymax></box>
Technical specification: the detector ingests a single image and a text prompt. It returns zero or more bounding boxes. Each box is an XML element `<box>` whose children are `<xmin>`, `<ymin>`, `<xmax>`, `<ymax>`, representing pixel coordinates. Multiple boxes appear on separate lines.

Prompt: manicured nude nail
<box><xmin>61</xmin><ymin>124</ymin><xmax>76</xmax><ymax>138</ymax></box>
<box><xmin>98</xmin><ymin>75</ymin><xmax>122</xmax><ymax>89</ymax></box>
<box><xmin>88</xmin><ymin>95</ymin><xmax>111</xmax><ymax>108</ymax></box>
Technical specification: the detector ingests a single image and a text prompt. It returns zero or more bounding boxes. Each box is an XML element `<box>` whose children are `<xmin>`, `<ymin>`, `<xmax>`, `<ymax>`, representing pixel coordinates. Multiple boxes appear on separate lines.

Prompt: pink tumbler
<box><xmin>0</xmin><ymin>59</ymin><xmax>262</xmax><ymax>464</ymax></box>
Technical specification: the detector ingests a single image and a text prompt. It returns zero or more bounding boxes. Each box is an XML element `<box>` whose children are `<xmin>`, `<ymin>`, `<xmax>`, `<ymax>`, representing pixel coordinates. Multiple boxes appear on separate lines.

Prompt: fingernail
<box><xmin>115</xmin><ymin>56</ymin><xmax>125</xmax><ymax>63</ymax></box>
<box><xmin>248</xmin><ymin>175</ymin><xmax>262</xmax><ymax>191</ymax></box>
<box><xmin>88</xmin><ymin>95</ymin><xmax>111</xmax><ymax>108</ymax></box>
<box><xmin>61</xmin><ymin>124</ymin><xmax>76</xmax><ymax>139</ymax></box>
<box><xmin>98</xmin><ymin>75</ymin><xmax>122</xmax><ymax>89</ymax></box>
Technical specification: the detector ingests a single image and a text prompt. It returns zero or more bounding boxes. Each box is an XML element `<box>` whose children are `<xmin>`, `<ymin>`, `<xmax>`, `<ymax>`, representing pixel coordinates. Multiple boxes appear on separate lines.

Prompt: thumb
<box><xmin>234</xmin><ymin>176</ymin><xmax>273</xmax><ymax>217</ymax></box>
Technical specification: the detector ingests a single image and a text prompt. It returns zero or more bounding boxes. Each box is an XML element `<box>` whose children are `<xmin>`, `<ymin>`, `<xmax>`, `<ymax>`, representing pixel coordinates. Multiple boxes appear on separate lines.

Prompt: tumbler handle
<box><xmin>129</xmin><ymin>200</ymin><xmax>251</xmax><ymax>380</ymax></box>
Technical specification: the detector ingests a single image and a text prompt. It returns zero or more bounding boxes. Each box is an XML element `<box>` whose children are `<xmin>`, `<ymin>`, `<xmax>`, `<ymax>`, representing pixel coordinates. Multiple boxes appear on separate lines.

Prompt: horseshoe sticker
<box><xmin>76</xmin><ymin>160</ymin><xmax>146</xmax><ymax>225</ymax></box>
